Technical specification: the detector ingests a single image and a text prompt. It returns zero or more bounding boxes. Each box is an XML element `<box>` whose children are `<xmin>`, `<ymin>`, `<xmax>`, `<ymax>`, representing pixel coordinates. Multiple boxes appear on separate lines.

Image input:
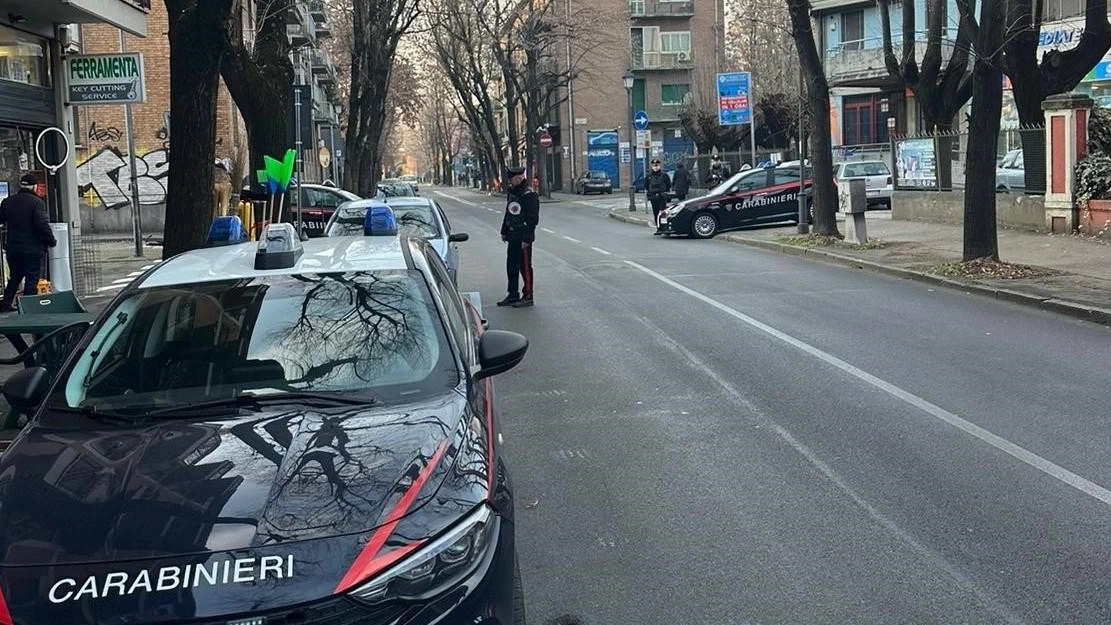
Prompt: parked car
<box><xmin>380</xmin><ymin>179</ymin><xmax>419</xmax><ymax>197</ymax></box>
<box><xmin>997</xmin><ymin>149</ymin><xmax>1025</xmax><ymax>193</ymax></box>
<box><xmin>400</xmin><ymin>174</ymin><xmax>421</xmax><ymax>193</ymax></box>
<box><xmin>656</xmin><ymin>163</ymin><xmax>813</xmax><ymax>238</ymax></box>
<box><xmin>574</xmin><ymin>171</ymin><xmax>613</xmax><ymax>194</ymax></box>
<box><xmin>294</xmin><ymin>183</ymin><xmax>362</xmax><ymax>237</ymax></box>
<box><xmin>325</xmin><ymin>197</ymin><xmax>469</xmax><ymax>283</ymax></box>
<box><xmin>834</xmin><ymin>160</ymin><xmax>893</xmax><ymax>209</ymax></box>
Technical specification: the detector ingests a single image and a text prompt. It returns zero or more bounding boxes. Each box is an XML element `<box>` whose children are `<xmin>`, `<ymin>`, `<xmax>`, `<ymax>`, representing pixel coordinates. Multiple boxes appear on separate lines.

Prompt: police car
<box><xmin>0</xmin><ymin>207</ymin><xmax>529</xmax><ymax>625</ymax></box>
<box><xmin>656</xmin><ymin>162</ymin><xmax>814</xmax><ymax>238</ymax></box>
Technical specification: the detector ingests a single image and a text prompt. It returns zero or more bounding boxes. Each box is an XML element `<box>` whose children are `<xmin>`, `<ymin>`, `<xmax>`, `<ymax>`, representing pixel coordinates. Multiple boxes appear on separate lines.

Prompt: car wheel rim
<box><xmin>694</xmin><ymin>215</ymin><xmax>715</xmax><ymax>236</ymax></box>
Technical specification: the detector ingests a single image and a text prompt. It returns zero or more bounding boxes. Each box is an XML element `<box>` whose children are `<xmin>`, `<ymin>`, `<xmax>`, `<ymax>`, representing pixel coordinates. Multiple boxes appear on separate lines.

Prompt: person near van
<box><xmin>0</xmin><ymin>174</ymin><xmax>56</xmax><ymax>312</ymax></box>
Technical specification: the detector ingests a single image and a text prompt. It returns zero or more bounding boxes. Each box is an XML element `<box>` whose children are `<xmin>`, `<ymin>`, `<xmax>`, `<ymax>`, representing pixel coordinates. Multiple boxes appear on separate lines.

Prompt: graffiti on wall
<box><xmin>76</xmin><ymin>146</ymin><xmax>169</xmax><ymax>209</ymax></box>
<box><xmin>87</xmin><ymin>122</ymin><xmax>123</xmax><ymax>143</ymax></box>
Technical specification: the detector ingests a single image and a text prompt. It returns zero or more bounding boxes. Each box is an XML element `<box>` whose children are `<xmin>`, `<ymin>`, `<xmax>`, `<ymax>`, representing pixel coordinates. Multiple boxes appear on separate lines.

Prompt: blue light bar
<box><xmin>255</xmin><ymin>223</ymin><xmax>303</xmax><ymax>270</ymax></box>
<box><xmin>364</xmin><ymin>203</ymin><xmax>398</xmax><ymax>236</ymax></box>
<box><xmin>206</xmin><ymin>216</ymin><xmax>248</xmax><ymax>246</ymax></box>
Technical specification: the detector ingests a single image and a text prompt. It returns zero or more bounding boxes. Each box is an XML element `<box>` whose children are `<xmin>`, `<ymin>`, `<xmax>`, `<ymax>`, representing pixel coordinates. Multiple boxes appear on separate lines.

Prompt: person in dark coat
<box><xmin>498</xmin><ymin>165</ymin><xmax>540</xmax><ymax>308</ymax></box>
<box><xmin>645</xmin><ymin>158</ymin><xmax>672</xmax><ymax>225</ymax></box>
<box><xmin>0</xmin><ymin>174</ymin><xmax>57</xmax><ymax>312</ymax></box>
<box><xmin>672</xmin><ymin>161</ymin><xmax>691</xmax><ymax>200</ymax></box>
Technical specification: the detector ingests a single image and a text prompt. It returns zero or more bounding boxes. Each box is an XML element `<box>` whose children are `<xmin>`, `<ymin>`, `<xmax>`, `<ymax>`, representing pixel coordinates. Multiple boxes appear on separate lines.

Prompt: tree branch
<box><xmin>878</xmin><ymin>0</ymin><xmax>903</xmax><ymax>80</ymax></box>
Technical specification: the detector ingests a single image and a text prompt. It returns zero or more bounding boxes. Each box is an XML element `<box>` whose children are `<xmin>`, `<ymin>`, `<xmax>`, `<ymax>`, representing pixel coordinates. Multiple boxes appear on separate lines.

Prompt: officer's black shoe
<box><xmin>496</xmin><ymin>295</ymin><xmax>521</xmax><ymax>307</ymax></box>
<box><xmin>511</xmin><ymin>298</ymin><xmax>534</xmax><ymax>308</ymax></box>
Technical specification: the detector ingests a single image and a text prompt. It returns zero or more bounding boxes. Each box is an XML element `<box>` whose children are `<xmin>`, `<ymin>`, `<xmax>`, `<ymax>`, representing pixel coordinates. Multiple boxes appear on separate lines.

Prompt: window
<box><xmin>424</xmin><ymin>249</ymin><xmax>474</xmax><ymax>366</ymax></box>
<box><xmin>727</xmin><ymin>170</ymin><xmax>769</xmax><ymax>193</ymax></box>
<box><xmin>841</xmin><ymin>162</ymin><xmax>890</xmax><ymax>178</ymax></box>
<box><xmin>660</xmin><ymin>31</ymin><xmax>691</xmax><ymax>54</ymax></box>
<box><xmin>775</xmin><ymin>167</ymin><xmax>802</xmax><ymax>186</ymax></box>
<box><xmin>0</xmin><ymin>25</ymin><xmax>50</xmax><ymax>87</ymax></box>
<box><xmin>842</xmin><ymin>94</ymin><xmax>892</xmax><ymax>146</ymax></box>
<box><xmin>661</xmin><ymin>83</ymin><xmax>690</xmax><ymax>106</ymax></box>
<box><xmin>327</xmin><ymin>202</ymin><xmax>443</xmax><ymax>239</ymax></box>
<box><xmin>56</xmin><ymin>272</ymin><xmax>458</xmax><ymax>413</ymax></box>
<box><xmin>1043</xmin><ymin>0</ymin><xmax>1084</xmax><ymax>20</ymax></box>
<box><xmin>840</xmin><ymin>10</ymin><xmax>864</xmax><ymax>51</ymax></box>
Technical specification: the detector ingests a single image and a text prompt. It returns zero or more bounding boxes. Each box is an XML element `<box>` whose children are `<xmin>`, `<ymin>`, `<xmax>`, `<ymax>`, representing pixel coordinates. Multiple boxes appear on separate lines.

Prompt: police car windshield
<box><xmin>327</xmin><ymin>204</ymin><xmax>441</xmax><ymax>239</ymax></box>
<box><xmin>49</xmin><ymin>271</ymin><xmax>458</xmax><ymax>416</ymax></box>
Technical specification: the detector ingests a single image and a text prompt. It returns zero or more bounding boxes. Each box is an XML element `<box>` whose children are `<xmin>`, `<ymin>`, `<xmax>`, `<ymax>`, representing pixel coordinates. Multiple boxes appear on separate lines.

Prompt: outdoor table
<box><xmin>0</xmin><ymin>312</ymin><xmax>95</xmax><ymax>356</ymax></box>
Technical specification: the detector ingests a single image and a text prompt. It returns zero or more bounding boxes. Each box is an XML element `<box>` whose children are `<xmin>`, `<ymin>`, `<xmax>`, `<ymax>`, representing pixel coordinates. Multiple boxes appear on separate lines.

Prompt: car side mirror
<box><xmin>449</xmin><ymin>232</ymin><xmax>469</xmax><ymax>243</ymax></box>
<box><xmin>474</xmin><ymin>330</ymin><xmax>528</xmax><ymax>381</ymax></box>
<box><xmin>3</xmin><ymin>367</ymin><xmax>49</xmax><ymax>411</ymax></box>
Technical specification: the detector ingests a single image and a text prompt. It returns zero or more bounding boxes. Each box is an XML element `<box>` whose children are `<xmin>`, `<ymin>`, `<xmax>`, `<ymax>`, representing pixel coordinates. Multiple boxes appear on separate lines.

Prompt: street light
<box><xmin>623</xmin><ymin>69</ymin><xmax>636</xmax><ymax>212</ymax></box>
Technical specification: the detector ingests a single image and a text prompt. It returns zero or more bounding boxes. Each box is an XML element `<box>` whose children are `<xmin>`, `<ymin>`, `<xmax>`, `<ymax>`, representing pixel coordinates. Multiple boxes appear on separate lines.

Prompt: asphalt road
<box><xmin>432</xmin><ymin>187</ymin><xmax>1111</xmax><ymax>625</ymax></box>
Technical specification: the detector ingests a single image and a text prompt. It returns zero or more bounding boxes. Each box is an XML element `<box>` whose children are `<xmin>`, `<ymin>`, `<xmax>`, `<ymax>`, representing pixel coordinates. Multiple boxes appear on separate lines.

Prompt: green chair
<box><xmin>17</xmin><ymin>291</ymin><xmax>88</xmax><ymax>315</ymax></box>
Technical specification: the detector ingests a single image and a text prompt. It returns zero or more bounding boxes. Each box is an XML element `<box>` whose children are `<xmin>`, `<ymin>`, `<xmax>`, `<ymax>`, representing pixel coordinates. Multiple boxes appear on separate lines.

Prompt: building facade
<box><xmin>555</xmin><ymin>0</ymin><xmax>725</xmax><ymax>190</ymax></box>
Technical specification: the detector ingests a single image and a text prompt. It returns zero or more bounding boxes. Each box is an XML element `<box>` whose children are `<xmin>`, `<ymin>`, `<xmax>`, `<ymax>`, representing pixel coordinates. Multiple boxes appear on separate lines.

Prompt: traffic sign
<box><xmin>539</xmin><ymin>132</ymin><xmax>553</xmax><ymax>148</ymax></box>
<box><xmin>635</xmin><ymin>129</ymin><xmax>651</xmax><ymax>149</ymax></box>
<box><xmin>717</xmin><ymin>72</ymin><xmax>752</xmax><ymax>126</ymax></box>
<box><xmin>634</xmin><ymin>110</ymin><xmax>649</xmax><ymax>130</ymax></box>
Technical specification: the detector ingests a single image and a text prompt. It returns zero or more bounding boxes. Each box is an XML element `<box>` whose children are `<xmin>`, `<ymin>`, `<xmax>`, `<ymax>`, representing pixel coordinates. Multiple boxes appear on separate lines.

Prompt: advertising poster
<box><xmin>895</xmin><ymin>138</ymin><xmax>938</xmax><ymax>189</ymax></box>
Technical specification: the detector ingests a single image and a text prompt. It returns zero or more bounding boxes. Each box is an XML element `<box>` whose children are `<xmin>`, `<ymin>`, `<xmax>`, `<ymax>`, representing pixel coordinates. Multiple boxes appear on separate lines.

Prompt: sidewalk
<box><xmin>609</xmin><ymin>209</ymin><xmax>1111</xmax><ymax>325</ymax></box>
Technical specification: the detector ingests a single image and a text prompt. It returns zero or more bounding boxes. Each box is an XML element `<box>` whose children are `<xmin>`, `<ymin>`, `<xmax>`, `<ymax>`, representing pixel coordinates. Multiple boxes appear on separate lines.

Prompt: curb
<box><xmin>606</xmin><ymin>210</ymin><xmax>1111</xmax><ymax>326</ymax></box>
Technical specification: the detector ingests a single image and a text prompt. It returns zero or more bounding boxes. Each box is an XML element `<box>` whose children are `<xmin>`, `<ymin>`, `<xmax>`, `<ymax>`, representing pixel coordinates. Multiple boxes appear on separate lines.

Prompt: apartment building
<box><xmin>552</xmin><ymin>0</ymin><xmax>725</xmax><ymax>190</ymax></box>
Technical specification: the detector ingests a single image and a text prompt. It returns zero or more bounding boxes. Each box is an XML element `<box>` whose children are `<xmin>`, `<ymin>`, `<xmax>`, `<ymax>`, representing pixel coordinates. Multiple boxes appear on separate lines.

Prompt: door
<box><xmin>767</xmin><ymin>166</ymin><xmax>805</xmax><ymax>221</ymax></box>
<box><xmin>717</xmin><ymin>169</ymin><xmax>770</xmax><ymax>230</ymax></box>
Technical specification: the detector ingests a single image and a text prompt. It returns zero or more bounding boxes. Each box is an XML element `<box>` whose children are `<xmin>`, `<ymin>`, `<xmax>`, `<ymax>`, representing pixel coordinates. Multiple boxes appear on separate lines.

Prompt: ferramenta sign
<box><xmin>66</xmin><ymin>53</ymin><xmax>146</xmax><ymax>105</ymax></box>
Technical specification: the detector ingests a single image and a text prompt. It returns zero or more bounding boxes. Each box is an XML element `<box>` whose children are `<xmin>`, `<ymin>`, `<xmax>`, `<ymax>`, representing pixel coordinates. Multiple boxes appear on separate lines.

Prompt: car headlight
<box><xmin>665</xmin><ymin>204</ymin><xmax>685</xmax><ymax>217</ymax></box>
<box><xmin>349</xmin><ymin>505</ymin><xmax>497</xmax><ymax>604</ymax></box>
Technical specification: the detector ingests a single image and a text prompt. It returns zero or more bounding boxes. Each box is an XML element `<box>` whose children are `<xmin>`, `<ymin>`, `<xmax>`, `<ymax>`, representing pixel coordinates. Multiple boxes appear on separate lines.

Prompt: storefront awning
<box><xmin>6</xmin><ymin>0</ymin><xmax>148</xmax><ymax>37</ymax></box>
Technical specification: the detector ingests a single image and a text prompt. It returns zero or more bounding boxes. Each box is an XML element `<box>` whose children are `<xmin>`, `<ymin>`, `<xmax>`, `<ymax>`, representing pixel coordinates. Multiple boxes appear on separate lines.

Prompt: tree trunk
<box><xmin>162</xmin><ymin>0</ymin><xmax>232</xmax><ymax>258</ymax></box>
<box><xmin>786</xmin><ymin>0</ymin><xmax>839</xmax><ymax>237</ymax></box>
<box><xmin>963</xmin><ymin>0</ymin><xmax>1005</xmax><ymax>261</ymax></box>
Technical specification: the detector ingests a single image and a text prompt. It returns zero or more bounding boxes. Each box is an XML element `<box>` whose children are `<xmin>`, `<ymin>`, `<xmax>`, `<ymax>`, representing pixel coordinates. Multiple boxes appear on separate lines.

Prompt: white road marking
<box><xmin>590</xmin><ymin>246</ymin><xmax>613</xmax><ymax>256</ymax></box>
<box><xmin>434</xmin><ymin>191</ymin><xmax>478</xmax><ymax>207</ymax></box>
<box><xmin>626</xmin><ymin>259</ymin><xmax>1111</xmax><ymax>509</ymax></box>
<box><xmin>562</xmin><ymin>236</ymin><xmax>582</xmax><ymax>243</ymax></box>
<box><xmin>95</xmin><ymin>284</ymin><xmax>125</xmax><ymax>293</ymax></box>
<box><xmin>541</xmin><ymin>228</ymin><xmax>555</xmax><ymax>234</ymax></box>
<box><xmin>111</xmin><ymin>277</ymin><xmax>133</xmax><ymax>284</ymax></box>
<box><xmin>487</xmin><ymin>208</ymin><xmax>498</xmax><ymax>213</ymax></box>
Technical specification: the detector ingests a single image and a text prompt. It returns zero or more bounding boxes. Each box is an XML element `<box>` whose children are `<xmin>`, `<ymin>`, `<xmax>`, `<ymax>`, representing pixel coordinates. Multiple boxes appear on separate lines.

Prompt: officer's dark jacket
<box><xmin>501</xmin><ymin>186</ymin><xmax>540</xmax><ymax>242</ymax></box>
<box><xmin>646</xmin><ymin>170</ymin><xmax>672</xmax><ymax>199</ymax></box>
<box><xmin>0</xmin><ymin>189</ymin><xmax>56</xmax><ymax>254</ymax></box>
<box><xmin>672</xmin><ymin>166</ymin><xmax>691</xmax><ymax>195</ymax></box>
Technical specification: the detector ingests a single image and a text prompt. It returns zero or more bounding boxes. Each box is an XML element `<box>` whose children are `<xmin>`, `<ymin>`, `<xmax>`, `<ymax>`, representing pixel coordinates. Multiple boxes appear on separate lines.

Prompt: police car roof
<box><xmin>138</xmin><ymin>235</ymin><xmax>410</xmax><ymax>289</ymax></box>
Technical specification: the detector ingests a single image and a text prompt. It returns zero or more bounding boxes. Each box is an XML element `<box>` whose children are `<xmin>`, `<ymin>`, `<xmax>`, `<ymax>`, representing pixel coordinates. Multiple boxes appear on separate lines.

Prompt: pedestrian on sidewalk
<box><xmin>672</xmin><ymin>161</ymin><xmax>690</xmax><ymax>201</ymax></box>
<box><xmin>497</xmin><ymin>165</ymin><xmax>540</xmax><ymax>308</ymax></box>
<box><xmin>645</xmin><ymin>158</ymin><xmax>672</xmax><ymax>226</ymax></box>
<box><xmin>0</xmin><ymin>174</ymin><xmax>56</xmax><ymax>313</ymax></box>
<box><xmin>213</xmin><ymin>159</ymin><xmax>233</xmax><ymax>219</ymax></box>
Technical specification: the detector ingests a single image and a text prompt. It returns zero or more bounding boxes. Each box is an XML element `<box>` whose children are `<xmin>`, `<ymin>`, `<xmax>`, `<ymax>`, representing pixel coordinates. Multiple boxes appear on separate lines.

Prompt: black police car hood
<box><xmin>0</xmin><ymin>392</ymin><xmax>482</xmax><ymax>622</ymax></box>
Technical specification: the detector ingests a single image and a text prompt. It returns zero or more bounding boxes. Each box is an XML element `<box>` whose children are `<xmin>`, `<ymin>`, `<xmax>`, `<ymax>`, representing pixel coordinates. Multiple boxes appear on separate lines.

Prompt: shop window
<box><xmin>0</xmin><ymin>25</ymin><xmax>50</xmax><ymax>88</ymax></box>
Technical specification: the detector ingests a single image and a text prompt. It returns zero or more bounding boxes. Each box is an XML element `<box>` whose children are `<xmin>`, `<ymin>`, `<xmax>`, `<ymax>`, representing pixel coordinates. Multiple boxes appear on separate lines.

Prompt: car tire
<box><xmin>690</xmin><ymin>211</ymin><xmax>718</xmax><ymax>239</ymax></box>
<box><xmin>514</xmin><ymin>554</ymin><xmax>527</xmax><ymax>625</ymax></box>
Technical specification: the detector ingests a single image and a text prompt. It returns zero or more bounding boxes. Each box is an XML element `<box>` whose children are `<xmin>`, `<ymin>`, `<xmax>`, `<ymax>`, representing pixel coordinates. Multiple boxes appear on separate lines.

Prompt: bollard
<box><xmin>839</xmin><ymin>179</ymin><xmax>868</xmax><ymax>244</ymax></box>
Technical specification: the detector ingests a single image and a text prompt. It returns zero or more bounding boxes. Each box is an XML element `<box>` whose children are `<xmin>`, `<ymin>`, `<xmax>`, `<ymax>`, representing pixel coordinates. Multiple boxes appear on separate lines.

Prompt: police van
<box><xmin>0</xmin><ymin>207</ymin><xmax>528</xmax><ymax>625</ymax></box>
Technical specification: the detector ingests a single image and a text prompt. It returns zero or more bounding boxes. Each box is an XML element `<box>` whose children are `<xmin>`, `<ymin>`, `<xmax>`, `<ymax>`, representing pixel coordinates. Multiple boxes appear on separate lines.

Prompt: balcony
<box><xmin>311</xmin><ymin>50</ymin><xmax>336</xmax><ymax>80</ymax></box>
<box><xmin>632</xmin><ymin>51</ymin><xmax>693</xmax><ymax>71</ymax></box>
<box><xmin>287</xmin><ymin>22</ymin><xmax>316</xmax><ymax>46</ymax></box>
<box><xmin>826</xmin><ymin>37</ymin><xmax>955</xmax><ymax>87</ymax></box>
<box><xmin>629</xmin><ymin>0</ymin><xmax>694</xmax><ymax>18</ymax></box>
<box><xmin>315</xmin><ymin>21</ymin><xmax>332</xmax><ymax>39</ymax></box>
<box><xmin>308</xmin><ymin>0</ymin><xmax>327</xmax><ymax>22</ymax></box>
<box><xmin>314</xmin><ymin>101</ymin><xmax>338</xmax><ymax>124</ymax></box>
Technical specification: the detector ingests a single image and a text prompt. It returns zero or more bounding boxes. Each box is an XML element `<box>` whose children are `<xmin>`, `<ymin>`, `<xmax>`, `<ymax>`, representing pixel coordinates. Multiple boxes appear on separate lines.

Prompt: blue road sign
<box><xmin>634</xmin><ymin>110</ymin><xmax>649</xmax><ymax>130</ymax></box>
<box><xmin>717</xmin><ymin>72</ymin><xmax>752</xmax><ymax>126</ymax></box>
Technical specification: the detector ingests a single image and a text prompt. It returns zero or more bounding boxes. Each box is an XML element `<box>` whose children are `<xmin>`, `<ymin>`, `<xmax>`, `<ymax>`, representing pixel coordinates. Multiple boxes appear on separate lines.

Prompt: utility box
<box><xmin>839</xmin><ymin>179</ymin><xmax>869</xmax><ymax>244</ymax></box>
<box><xmin>47</xmin><ymin>223</ymin><xmax>74</xmax><ymax>292</ymax></box>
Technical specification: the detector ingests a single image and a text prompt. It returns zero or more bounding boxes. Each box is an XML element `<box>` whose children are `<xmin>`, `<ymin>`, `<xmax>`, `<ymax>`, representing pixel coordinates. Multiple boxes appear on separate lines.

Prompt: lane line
<box><xmin>562</xmin><ymin>236</ymin><xmax>582</xmax><ymax>244</ymax></box>
<box><xmin>626</xmin><ymin>259</ymin><xmax>1111</xmax><ymax>508</ymax></box>
<box><xmin>590</xmin><ymin>246</ymin><xmax>613</xmax><ymax>256</ymax></box>
<box><xmin>541</xmin><ymin>228</ymin><xmax>555</xmax><ymax>234</ymax></box>
<box><xmin>433</xmin><ymin>191</ymin><xmax>478</xmax><ymax>207</ymax></box>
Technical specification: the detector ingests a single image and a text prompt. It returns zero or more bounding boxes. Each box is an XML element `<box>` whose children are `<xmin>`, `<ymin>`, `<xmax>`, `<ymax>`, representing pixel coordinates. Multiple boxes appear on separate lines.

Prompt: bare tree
<box><xmin>220</xmin><ymin>0</ymin><xmax>293</xmax><ymax>214</ymax></box>
<box><xmin>785</xmin><ymin>0</ymin><xmax>838</xmax><ymax>237</ymax></box>
<box><xmin>162</xmin><ymin>0</ymin><xmax>237</xmax><ymax>257</ymax></box>
<box><xmin>955</xmin><ymin>0</ymin><xmax>1007</xmax><ymax>261</ymax></box>
<box><xmin>344</xmin><ymin>0</ymin><xmax>420</xmax><ymax>195</ymax></box>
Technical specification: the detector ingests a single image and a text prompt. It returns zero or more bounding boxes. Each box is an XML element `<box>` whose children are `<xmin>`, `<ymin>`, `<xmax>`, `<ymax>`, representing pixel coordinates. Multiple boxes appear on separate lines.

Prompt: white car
<box><xmin>996</xmin><ymin>149</ymin><xmax>1025</xmax><ymax>193</ymax></box>
<box><xmin>835</xmin><ymin>161</ymin><xmax>893</xmax><ymax>209</ymax></box>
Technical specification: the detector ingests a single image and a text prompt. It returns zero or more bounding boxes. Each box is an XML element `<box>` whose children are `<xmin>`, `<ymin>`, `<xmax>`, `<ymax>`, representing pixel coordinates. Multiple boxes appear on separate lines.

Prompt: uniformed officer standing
<box><xmin>498</xmin><ymin>165</ymin><xmax>540</xmax><ymax>308</ymax></box>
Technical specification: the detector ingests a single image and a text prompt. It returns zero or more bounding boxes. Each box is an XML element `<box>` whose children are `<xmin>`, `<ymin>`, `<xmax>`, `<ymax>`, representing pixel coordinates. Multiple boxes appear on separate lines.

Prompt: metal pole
<box><xmin>120</xmin><ymin>31</ymin><xmax>142</xmax><ymax>257</ymax></box>
<box><xmin>626</xmin><ymin>86</ymin><xmax>636</xmax><ymax>212</ymax></box>
<box><xmin>294</xmin><ymin>49</ymin><xmax>303</xmax><ymax>233</ymax></box>
<box><xmin>566</xmin><ymin>0</ymin><xmax>576</xmax><ymax>184</ymax></box>
<box><xmin>329</xmin><ymin>124</ymin><xmax>338</xmax><ymax>184</ymax></box>
<box><xmin>797</xmin><ymin>67</ymin><xmax>808</xmax><ymax>235</ymax></box>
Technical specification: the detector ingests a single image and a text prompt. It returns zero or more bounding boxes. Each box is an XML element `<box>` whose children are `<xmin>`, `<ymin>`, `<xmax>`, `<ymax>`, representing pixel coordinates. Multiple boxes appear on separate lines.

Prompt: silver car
<box><xmin>324</xmin><ymin>197</ymin><xmax>469</xmax><ymax>283</ymax></box>
<box><xmin>996</xmin><ymin>149</ymin><xmax>1025</xmax><ymax>193</ymax></box>
<box><xmin>835</xmin><ymin>161</ymin><xmax>893</xmax><ymax>209</ymax></box>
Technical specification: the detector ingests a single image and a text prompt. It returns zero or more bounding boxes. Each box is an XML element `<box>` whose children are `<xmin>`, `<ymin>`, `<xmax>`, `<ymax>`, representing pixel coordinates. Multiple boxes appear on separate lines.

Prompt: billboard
<box><xmin>717</xmin><ymin>72</ymin><xmax>752</xmax><ymax>126</ymax></box>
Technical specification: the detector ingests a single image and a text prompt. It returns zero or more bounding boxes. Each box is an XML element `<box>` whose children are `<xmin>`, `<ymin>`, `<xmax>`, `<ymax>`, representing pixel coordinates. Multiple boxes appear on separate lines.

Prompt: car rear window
<box><xmin>589</xmin><ymin>172</ymin><xmax>609</xmax><ymax>180</ymax></box>
<box><xmin>52</xmin><ymin>272</ymin><xmax>458</xmax><ymax>415</ymax></box>
<box><xmin>842</xmin><ymin>162</ymin><xmax>890</xmax><ymax>177</ymax></box>
<box><xmin>327</xmin><ymin>204</ymin><xmax>441</xmax><ymax>239</ymax></box>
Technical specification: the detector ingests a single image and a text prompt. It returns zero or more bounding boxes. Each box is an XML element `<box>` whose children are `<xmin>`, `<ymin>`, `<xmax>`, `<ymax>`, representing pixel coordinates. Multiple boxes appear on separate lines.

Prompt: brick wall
<box><xmin>75</xmin><ymin>1</ymin><xmax>247</xmax><ymax>219</ymax></box>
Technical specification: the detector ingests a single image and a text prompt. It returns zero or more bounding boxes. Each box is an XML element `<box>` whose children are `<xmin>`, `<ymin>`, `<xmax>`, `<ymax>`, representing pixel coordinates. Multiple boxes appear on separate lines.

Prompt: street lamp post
<box><xmin>623</xmin><ymin>70</ymin><xmax>636</xmax><ymax>212</ymax></box>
